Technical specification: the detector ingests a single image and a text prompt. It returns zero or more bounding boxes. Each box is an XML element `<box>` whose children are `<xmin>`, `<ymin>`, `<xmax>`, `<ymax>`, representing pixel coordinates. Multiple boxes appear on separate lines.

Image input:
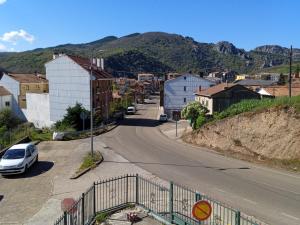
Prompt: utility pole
<box><xmin>289</xmin><ymin>45</ymin><xmax>293</xmax><ymax>98</ymax></box>
<box><xmin>90</xmin><ymin>59</ymin><xmax>94</xmax><ymax>158</ymax></box>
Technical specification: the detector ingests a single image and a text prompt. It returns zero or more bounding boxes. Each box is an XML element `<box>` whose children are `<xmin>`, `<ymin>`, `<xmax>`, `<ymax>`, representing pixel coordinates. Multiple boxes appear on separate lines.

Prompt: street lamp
<box><xmin>89</xmin><ymin>50</ymin><xmax>106</xmax><ymax>158</ymax></box>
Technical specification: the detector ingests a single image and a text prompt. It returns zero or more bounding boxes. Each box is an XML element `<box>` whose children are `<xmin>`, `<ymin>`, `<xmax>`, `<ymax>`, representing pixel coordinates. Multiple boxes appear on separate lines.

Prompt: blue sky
<box><xmin>0</xmin><ymin>0</ymin><xmax>299</xmax><ymax>52</ymax></box>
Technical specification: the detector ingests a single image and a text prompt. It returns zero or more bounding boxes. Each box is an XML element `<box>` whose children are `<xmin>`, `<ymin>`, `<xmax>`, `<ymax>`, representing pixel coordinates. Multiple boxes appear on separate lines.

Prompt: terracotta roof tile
<box><xmin>264</xmin><ymin>86</ymin><xmax>300</xmax><ymax>97</ymax></box>
<box><xmin>8</xmin><ymin>73</ymin><xmax>47</xmax><ymax>83</ymax></box>
<box><xmin>196</xmin><ymin>83</ymin><xmax>235</xmax><ymax>97</ymax></box>
<box><xmin>68</xmin><ymin>55</ymin><xmax>113</xmax><ymax>79</ymax></box>
<box><xmin>0</xmin><ymin>86</ymin><xmax>11</xmax><ymax>96</ymax></box>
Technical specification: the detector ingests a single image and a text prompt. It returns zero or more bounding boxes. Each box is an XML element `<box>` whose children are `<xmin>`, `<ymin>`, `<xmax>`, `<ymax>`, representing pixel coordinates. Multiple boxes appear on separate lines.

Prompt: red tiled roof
<box><xmin>264</xmin><ymin>86</ymin><xmax>300</xmax><ymax>97</ymax></box>
<box><xmin>196</xmin><ymin>83</ymin><xmax>235</xmax><ymax>97</ymax></box>
<box><xmin>7</xmin><ymin>73</ymin><xmax>47</xmax><ymax>83</ymax></box>
<box><xmin>68</xmin><ymin>55</ymin><xmax>113</xmax><ymax>80</ymax></box>
<box><xmin>0</xmin><ymin>86</ymin><xmax>11</xmax><ymax>96</ymax></box>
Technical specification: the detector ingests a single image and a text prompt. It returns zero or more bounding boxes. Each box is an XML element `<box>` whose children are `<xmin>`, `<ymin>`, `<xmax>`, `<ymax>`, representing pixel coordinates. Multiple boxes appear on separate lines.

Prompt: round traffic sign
<box><xmin>192</xmin><ymin>200</ymin><xmax>212</xmax><ymax>221</ymax></box>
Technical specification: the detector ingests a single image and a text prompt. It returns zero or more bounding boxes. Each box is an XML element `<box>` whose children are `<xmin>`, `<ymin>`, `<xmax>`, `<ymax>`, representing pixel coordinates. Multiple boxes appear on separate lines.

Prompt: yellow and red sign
<box><xmin>192</xmin><ymin>200</ymin><xmax>212</xmax><ymax>221</ymax></box>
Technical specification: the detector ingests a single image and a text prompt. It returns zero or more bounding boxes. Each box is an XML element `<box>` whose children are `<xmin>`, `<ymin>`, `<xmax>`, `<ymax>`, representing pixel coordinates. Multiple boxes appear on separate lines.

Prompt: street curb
<box><xmin>70</xmin><ymin>152</ymin><xmax>104</xmax><ymax>179</ymax></box>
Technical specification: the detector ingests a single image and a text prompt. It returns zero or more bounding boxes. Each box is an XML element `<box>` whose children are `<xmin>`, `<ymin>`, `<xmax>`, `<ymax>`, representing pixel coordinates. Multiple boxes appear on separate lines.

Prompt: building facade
<box><xmin>45</xmin><ymin>54</ymin><xmax>113</xmax><ymax>123</ymax></box>
<box><xmin>0</xmin><ymin>73</ymin><xmax>48</xmax><ymax>120</ymax></box>
<box><xmin>164</xmin><ymin>74</ymin><xmax>216</xmax><ymax>119</ymax></box>
<box><xmin>0</xmin><ymin>86</ymin><xmax>12</xmax><ymax>111</ymax></box>
<box><xmin>195</xmin><ymin>84</ymin><xmax>261</xmax><ymax>114</ymax></box>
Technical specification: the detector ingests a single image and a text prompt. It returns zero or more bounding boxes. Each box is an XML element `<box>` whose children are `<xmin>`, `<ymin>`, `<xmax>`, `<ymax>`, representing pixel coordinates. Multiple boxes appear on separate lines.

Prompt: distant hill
<box><xmin>0</xmin><ymin>32</ymin><xmax>299</xmax><ymax>76</ymax></box>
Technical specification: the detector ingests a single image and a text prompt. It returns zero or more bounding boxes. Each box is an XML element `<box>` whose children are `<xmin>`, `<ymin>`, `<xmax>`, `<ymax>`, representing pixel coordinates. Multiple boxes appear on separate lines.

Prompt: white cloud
<box><xmin>0</xmin><ymin>0</ymin><xmax>7</xmax><ymax>5</ymax></box>
<box><xmin>0</xmin><ymin>43</ymin><xmax>8</xmax><ymax>51</ymax></box>
<box><xmin>0</xmin><ymin>29</ymin><xmax>35</xmax><ymax>44</ymax></box>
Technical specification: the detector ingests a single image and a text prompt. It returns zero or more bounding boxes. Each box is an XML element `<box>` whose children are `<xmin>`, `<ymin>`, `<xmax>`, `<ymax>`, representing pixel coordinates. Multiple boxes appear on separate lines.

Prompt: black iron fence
<box><xmin>54</xmin><ymin>174</ymin><xmax>264</xmax><ymax>225</ymax></box>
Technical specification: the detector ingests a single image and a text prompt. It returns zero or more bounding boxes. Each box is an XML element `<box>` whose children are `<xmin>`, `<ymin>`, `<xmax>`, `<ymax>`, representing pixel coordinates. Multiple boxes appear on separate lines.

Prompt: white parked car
<box><xmin>0</xmin><ymin>143</ymin><xmax>38</xmax><ymax>175</ymax></box>
<box><xmin>159</xmin><ymin>114</ymin><xmax>168</xmax><ymax>122</ymax></box>
<box><xmin>126</xmin><ymin>106</ymin><xmax>136</xmax><ymax>115</ymax></box>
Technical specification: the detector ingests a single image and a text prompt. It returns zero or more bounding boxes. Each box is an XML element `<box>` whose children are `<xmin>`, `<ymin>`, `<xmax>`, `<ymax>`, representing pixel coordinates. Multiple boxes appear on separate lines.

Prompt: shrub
<box><xmin>195</xmin><ymin>115</ymin><xmax>207</xmax><ymax>129</ymax></box>
<box><xmin>181</xmin><ymin>101</ymin><xmax>208</xmax><ymax>129</ymax></box>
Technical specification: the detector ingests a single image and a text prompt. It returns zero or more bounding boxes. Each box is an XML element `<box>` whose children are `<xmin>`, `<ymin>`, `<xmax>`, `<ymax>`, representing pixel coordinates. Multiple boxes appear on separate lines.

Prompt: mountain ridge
<box><xmin>0</xmin><ymin>32</ymin><xmax>299</xmax><ymax>75</ymax></box>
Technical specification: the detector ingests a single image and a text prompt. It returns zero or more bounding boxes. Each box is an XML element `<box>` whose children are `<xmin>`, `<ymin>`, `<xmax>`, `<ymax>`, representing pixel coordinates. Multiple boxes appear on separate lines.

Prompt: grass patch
<box><xmin>77</xmin><ymin>151</ymin><xmax>102</xmax><ymax>174</ymax></box>
<box><xmin>29</xmin><ymin>128</ymin><xmax>52</xmax><ymax>141</ymax></box>
<box><xmin>95</xmin><ymin>211</ymin><xmax>109</xmax><ymax>223</ymax></box>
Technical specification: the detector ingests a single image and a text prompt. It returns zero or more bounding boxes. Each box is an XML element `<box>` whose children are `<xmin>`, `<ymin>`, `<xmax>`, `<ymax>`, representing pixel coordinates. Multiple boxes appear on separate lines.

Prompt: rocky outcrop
<box><xmin>183</xmin><ymin>107</ymin><xmax>300</xmax><ymax>160</ymax></box>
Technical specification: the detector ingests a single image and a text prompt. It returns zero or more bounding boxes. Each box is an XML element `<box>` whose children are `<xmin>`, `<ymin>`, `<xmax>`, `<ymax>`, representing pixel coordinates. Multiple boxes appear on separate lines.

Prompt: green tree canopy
<box><xmin>181</xmin><ymin>101</ymin><xmax>208</xmax><ymax>129</ymax></box>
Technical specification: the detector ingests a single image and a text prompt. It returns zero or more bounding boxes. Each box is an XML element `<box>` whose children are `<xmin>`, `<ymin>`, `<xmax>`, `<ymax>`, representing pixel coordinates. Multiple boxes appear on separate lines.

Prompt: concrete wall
<box><xmin>0</xmin><ymin>95</ymin><xmax>12</xmax><ymax>111</ymax></box>
<box><xmin>23</xmin><ymin>93</ymin><xmax>52</xmax><ymax>128</ymax></box>
<box><xmin>164</xmin><ymin>74</ymin><xmax>215</xmax><ymax>118</ymax></box>
<box><xmin>45</xmin><ymin>55</ymin><xmax>91</xmax><ymax>123</ymax></box>
<box><xmin>0</xmin><ymin>74</ymin><xmax>26</xmax><ymax>120</ymax></box>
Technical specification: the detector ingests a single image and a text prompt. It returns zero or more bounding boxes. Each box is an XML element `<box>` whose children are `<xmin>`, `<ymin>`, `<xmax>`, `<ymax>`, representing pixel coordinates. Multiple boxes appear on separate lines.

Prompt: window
<box><xmin>184</xmin><ymin>76</ymin><xmax>186</xmax><ymax>80</ymax></box>
<box><xmin>5</xmin><ymin>101</ymin><xmax>10</xmax><ymax>107</ymax></box>
<box><xmin>25</xmin><ymin>85</ymin><xmax>29</xmax><ymax>90</ymax></box>
<box><xmin>184</xmin><ymin>97</ymin><xmax>186</xmax><ymax>103</ymax></box>
<box><xmin>206</xmin><ymin>100</ymin><xmax>209</xmax><ymax>106</ymax></box>
<box><xmin>184</xmin><ymin>86</ymin><xmax>186</xmax><ymax>91</ymax></box>
<box><xmin>36</xmin><ymin>85</ymin><xmax>40</xmax><ymax>89</ymax></box>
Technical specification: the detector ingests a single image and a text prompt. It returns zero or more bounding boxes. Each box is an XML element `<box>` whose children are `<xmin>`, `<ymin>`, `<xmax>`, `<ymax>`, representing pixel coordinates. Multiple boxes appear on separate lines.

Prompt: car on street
<box><xmin>126</xmin><ymin>106</ymin><xmax>136</xmax><ymax>114</ymax></box>
<box><xmin>0</xmin><ymin>143</ymin><xmax>38</xmax><ymax>175</ymax></box>
<box><xmin>159</xmin><ymin>114</ymin><xmax>168</xmax><ymax>122</ymax></box>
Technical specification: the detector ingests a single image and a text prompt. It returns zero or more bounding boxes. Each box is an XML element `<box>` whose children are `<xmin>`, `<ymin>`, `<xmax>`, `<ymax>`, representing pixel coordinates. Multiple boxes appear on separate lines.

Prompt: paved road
<box><xmin>99</xmin><ymin>97</ymin><xmax>300</xmax><ymax>225</ymax></box>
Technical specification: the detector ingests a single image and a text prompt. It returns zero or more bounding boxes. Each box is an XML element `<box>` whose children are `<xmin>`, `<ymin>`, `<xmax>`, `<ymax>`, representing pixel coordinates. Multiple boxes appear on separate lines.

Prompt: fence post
<box><xmin>195</xmin><ymin>192</ymin><xmax>202</xmax><ymax>224</ymax></box>
<box><xmin>82</xmin><ymin>193</ymin><xmax>85</xmax><ymax>225</ymax></box>
<box><xmin>126</xmin><ymin>174</ymin><xmax>129</xmax><ymax>203</ymax></box>
<box><xmin>235</xmin><ymin>211</ymin><xmax>241</xmax><ymax>225</ymax></box>
<box><xmin>195</xmin><ymin>192</ymin><xmax>202</xmax><ymax>201</ymax></box>
<box><xmin>169</xmin><ymin>181</ymin><xmax>173</xmax><ymax>223</ymax></box>
<box><xmin>63</xmin><ymin>211</ymin><xmax>67</xmax><ymax>225</ymax></box>
<box><xmin>135</xmin><ymin>174</ymin><xmax>139</xmax><ymax>204</ymax></box>
<box><xmin>93</xmin><ymin>182</ymin><xmax>96</xmax><ymax>216</ymax></box>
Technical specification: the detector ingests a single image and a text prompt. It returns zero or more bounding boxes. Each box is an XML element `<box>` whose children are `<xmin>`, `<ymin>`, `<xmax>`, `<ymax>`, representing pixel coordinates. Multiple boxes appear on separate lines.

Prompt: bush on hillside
<box><xmin>181</xmin><ymin>101</ymin><xmax>208</xmax><ymax>129</ymax></box>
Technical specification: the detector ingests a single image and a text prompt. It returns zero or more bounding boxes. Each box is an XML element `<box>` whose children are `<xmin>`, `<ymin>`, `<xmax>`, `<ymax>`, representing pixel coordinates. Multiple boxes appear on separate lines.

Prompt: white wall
<box><xmin>45</xmin><ymin>55</ymin><xmax>91</xmax><ymax>123</ymax></box>
<box><xmin>23</xmin><ymin>93</ymin><xmax>52</xmax><ymax>128</ymax></box>
<box><xmin>0</xmin><ymin>95</ymin><xmax>12</xmax><ymax>111</ymax></box>
<box><xmin>0</xmin><ymin>74</ymin><xmax>26</xmax><ymax>120</ymax></box>
<box><xmin>164</xmin><ymin>74</ymin><xmax>215</xmax><ymax>117</ymax></box>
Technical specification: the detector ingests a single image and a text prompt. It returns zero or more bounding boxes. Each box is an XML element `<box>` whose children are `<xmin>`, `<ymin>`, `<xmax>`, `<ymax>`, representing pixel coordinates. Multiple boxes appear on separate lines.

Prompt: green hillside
<box><xmin>0</xmin><ymin>32</ymin><xmax>298</xmax><ymax>76</ymax></box>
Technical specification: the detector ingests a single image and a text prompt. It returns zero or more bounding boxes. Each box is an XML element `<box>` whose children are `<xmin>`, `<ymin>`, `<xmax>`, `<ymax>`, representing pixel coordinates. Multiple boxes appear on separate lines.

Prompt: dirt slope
<box><xmin>183</xmin><ymin>107</ymin><xmax>300</xmax><ymax>160</ymax></box>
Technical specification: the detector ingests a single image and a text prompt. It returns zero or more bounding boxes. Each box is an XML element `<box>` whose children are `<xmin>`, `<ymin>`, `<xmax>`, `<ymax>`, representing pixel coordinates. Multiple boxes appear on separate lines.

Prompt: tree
<box><xmin>0</xmin><ymin>108</ymin><xmax>20</xmax><ymax>129</ymax></box>
<box><xmin>55</xmin><ymin>103</ymin><xmax>90</xmax><ymax>131</ymax></box>
<box><xmin>181</xmin><ymin>101</ymin><xmax>208</xmax><ymax>129</ymax></box>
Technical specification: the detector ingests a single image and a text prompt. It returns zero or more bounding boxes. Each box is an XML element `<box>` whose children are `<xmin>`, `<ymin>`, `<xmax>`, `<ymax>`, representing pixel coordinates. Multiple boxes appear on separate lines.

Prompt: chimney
<box><xmin>96</xmin><ymin>58</ymin><xmax>100</xmax><ymax>68</ymax></box>
<box><xmin>53</xmin><ymin>53</ymin><xmax>58</xmax><ymax>59</ymax></box>
<box><xmin>198</xmin><ymin>85</ymin><xmax>201</xmax><ymax>92</ymax></box>
<box><xmin>100</xmin><ymin>58</ymin><xmax>104</xmax><ymax>70</ymax></box>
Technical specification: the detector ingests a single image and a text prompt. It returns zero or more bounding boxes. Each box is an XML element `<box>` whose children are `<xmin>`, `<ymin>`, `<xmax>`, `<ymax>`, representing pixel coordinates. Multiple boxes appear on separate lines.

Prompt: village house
<box><xmin>0</xmin><ymin>72</ymin><xmax>48</xmax><ymax>120</ymax></box>
<box><xmin>195</xmin><ymin>83</ymin><xmax>260</xmax><ymax>114</ymax></box>
<box><xmin>235</xmin><ymin>79</ymin><xmax>277</xmax><ymax>91</ymax></box>
<box><xmin>0</xmin><ymin>86</ymin><xmax>12</xmax><ymax>111</ymax></box>
<box><xmin>164</xmin><ymin>73</ymin><xmax>216</xmax><ymax>119</ymax></box>
<box><xmin>45</xmin><ymin>54</ymin><xmax>114</xmax><ymax>124</ymax></box>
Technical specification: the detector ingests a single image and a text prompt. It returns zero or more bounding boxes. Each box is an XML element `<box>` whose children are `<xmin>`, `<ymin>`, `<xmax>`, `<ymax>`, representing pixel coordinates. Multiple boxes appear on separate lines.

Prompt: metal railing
<box><xmin>53</xmin><ymin>174</ymin><xmax>264</xmax><ymax>225</ymax></box>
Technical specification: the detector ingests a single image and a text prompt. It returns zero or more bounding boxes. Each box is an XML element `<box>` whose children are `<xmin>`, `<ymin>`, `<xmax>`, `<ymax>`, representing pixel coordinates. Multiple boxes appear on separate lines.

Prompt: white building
<box><xmin>0</xmin><ymin>86</ymin><xmax>12</xmax><ymax>111</ymax></box>
<box><xmin>163</xmin><ymin>74</ymin><xmax>216</xmax><ymax>119</ymax></box>
<box><xmin>45</xmin><ymin>54</ymin><xmax>113</xmax><ymax>124</ymax></box>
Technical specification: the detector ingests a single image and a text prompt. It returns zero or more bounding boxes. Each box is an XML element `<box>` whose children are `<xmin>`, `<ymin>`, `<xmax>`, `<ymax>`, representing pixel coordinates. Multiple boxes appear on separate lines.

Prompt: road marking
<box><xmin>215</xmin><ymin>188</ymin><xmax>226</xmax><ymax>193</ymax></box>
<box><xmin>281</xmin><ymin>212</ymin><xmax>299</xmax><ymax>221</ymax></box>
<box><xmin>242</xmin><ymin>198</ymin><xmax>257</xmax><ymax>205</ymax></box>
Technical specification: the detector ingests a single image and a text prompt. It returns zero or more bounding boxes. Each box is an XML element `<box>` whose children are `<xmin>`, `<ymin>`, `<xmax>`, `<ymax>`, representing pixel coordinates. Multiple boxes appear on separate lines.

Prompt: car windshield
<box><xmin>2</xmin><ymin>149</ymin><xmax>25</xmax><ymax>159</ymax></box>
